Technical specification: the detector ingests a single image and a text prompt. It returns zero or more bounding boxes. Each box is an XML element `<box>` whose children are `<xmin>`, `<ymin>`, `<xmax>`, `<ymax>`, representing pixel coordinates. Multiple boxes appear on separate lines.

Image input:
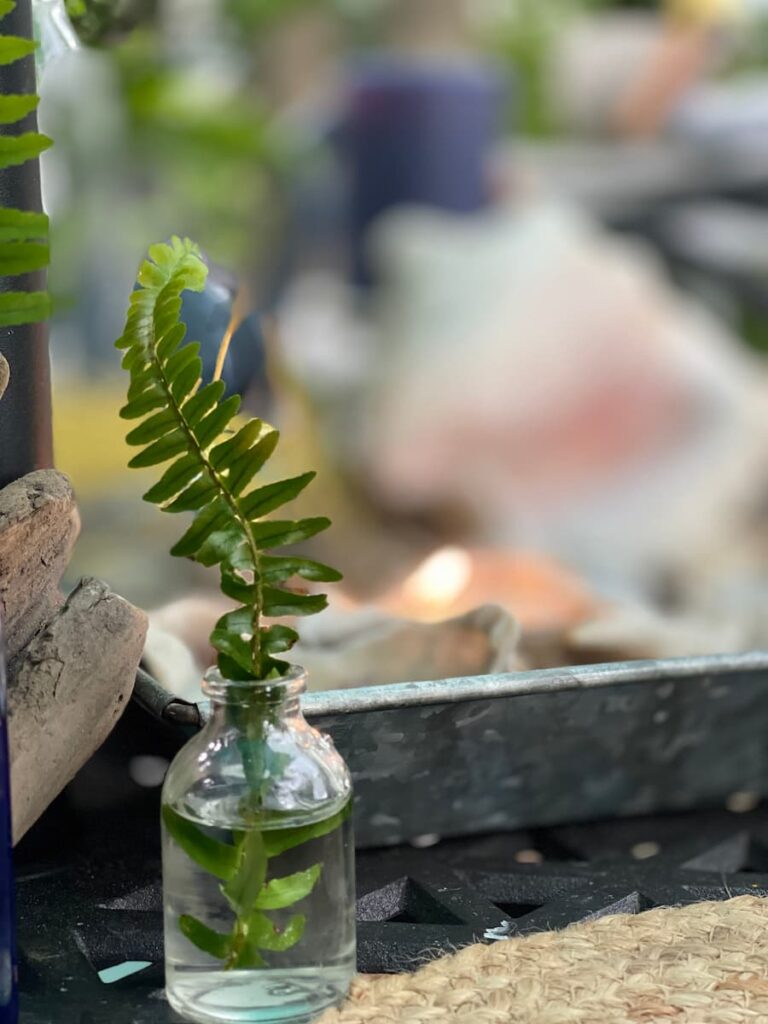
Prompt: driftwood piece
<box><xmin>0</xmin><ymin>470</ymin><xmax>80</xmax><ymax>660</ymax></box>
<box><xmin>0</xmin><ymin>470</ymin><xmax>147</xmax><ymax>842</ymax></box>
<box><xmin>0</xmin><ymin>356</ymin><xmax>8</xmax><ymax>403</ymax></box>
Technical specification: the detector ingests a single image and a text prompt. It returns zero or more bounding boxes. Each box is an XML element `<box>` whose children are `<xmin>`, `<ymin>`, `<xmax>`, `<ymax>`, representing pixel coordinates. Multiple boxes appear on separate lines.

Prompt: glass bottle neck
<box><xmin>202</xmin><ymin>665</ymin><xmax>306</xmax><ymax>723</ymax></box>
<box><xmin>207</xmin><ymin>695</ymin><xmax>302</xmax><ymax>723</ymax></box>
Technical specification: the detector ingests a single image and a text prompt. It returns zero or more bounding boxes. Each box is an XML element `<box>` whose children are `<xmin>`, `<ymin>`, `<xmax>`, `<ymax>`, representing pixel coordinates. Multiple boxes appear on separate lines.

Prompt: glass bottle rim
<box><xmin>202</xmin><ymin>663</ymin><xmax>306</xmax><ymax>704</ymax></box>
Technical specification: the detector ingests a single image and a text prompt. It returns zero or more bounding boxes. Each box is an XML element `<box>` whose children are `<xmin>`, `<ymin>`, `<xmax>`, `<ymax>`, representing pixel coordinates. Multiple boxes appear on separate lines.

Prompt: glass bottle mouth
<box><xmin>202</xmin><ymin>664</ymin><xmax>307</xmax><ymax>706</ymax></box>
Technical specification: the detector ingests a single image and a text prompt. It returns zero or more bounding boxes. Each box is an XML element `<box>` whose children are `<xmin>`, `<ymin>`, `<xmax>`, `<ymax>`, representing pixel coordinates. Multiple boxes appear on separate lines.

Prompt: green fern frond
<box><xmin>0</xmin><ymin>92</ymin><xmax>37</xmax><ymax>123</ymax></box>
<box><xmin>0</xmin><ymin>33</ymin><xmax>35</xmax><ymax>65</ymax></box>
<box><xmin>0</xmin><ymin>131</ymin><xmax>52</xmax><ymax>169</ymax></box>
<box><xmin>0</xmin><ymin>240</ymin><xmax>48</xmax><ymax>275</ymax></box>
<box><xmin>0</xmin><ymin>208</ymin><xmax>47</xmax><ymax>241</ymax></box>
<box><xmin>0</xmin><ymin>0</ymin><xmax>51</xmax><ymax>331</ymax></box>
<box><xmin>0</xmin><ymin>290</ymin><xmax>50</xmax><ymax>327</ymax></box>
<box><xmin>117</xmin><ymin>237</ymin><xmax>340</xmax><ymax>681</ymax></box>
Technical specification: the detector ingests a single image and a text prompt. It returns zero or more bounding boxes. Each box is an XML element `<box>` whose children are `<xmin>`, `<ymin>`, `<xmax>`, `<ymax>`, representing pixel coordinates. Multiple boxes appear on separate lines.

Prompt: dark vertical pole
<box><xmin>0</xmin><ymin>0</ymin><xmax>53</xmax><ymax>489</ymax></box>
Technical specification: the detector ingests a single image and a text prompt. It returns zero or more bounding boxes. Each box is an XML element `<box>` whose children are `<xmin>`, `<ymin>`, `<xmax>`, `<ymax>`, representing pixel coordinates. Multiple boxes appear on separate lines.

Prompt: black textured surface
<box><xmin>354</xmin><ymin>813</ymin><xmax>768</xmax><ymax>972</ymax></box>
<box><xmin>13</xmin><ymin>702</ymin><xmax>768</xmax><ymax>1022</ymax></box>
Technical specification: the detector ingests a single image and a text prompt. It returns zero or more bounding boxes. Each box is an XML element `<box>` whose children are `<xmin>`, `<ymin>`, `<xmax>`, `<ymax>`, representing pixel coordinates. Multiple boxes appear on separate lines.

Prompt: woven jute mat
<box><xmin>319</xmin><ymin>895</ymin><xmax>768</xmax><ymax>1023</ymax></box>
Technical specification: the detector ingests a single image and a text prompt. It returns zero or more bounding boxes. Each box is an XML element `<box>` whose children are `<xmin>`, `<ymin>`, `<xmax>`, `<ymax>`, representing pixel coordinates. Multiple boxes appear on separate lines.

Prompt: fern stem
<box><xmin>147</xmin><ymin>336</ymin><xmax>265</xmax><ymax>677</ymax></box>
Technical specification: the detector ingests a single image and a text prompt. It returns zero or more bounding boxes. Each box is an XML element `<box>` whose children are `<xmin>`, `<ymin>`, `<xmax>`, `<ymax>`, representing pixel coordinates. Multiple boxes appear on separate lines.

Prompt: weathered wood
<box><xmin>0</xmin><ymin>469</ymin><xmax>147</xmax><ymax>841</ymax></box>
<box><xmin>0</xmin><ymin>470</ymin><xmax>79</xmax><ymax>660</ymax></box>
<box><xmin>8</xmin><ymin>576</ymin><xmax>147</xmax><ymax>842</ymax></box>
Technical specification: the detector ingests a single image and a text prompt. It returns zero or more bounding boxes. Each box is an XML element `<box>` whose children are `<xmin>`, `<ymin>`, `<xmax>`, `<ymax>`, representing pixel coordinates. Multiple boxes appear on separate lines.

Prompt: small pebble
<box><xmin>411</xmin><ymin>834</ymin><xmax>441</xmax><ymax>849</ymax></box>
<box><xmin>631</xmin><ymin>841</ymin><xmax>660</xmax><ymax>860</ymax></box>
<box><xmin>515</xmin><ymin>849</ymin><xmax>544</xmax><ymax>865</ymax></box>
<box><xmin>726</xmin><ymin>791</ymin><xmax>760</xmax><ymax>814</ymax></box>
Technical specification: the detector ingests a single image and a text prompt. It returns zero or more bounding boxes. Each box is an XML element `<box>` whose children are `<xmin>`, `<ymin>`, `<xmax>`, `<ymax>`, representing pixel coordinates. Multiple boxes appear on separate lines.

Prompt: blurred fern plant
<box><xmin>116</xmin><ymin>237</ymin><xmax>340</xmax><ymax>682</ymax></box>
<box><xmin>0</xmin><ymin>0</ymin><xmax>51</xmax><ymax>328</ymax></box>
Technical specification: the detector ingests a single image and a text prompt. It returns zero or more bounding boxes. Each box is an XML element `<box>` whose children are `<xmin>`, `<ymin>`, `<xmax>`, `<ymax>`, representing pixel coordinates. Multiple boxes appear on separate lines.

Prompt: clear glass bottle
<box><xmin>162</xmin><ymin>666</ymin><xmax>355</xmax><ymax>1024</ymax></box>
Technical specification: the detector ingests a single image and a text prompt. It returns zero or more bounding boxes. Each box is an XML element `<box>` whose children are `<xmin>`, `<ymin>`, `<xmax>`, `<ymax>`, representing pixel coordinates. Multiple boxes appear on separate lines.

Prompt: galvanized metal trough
<box><xmin>134</xmin><ymin>651</ymin><xmax>768</xmax><ymax>849</ymax></box>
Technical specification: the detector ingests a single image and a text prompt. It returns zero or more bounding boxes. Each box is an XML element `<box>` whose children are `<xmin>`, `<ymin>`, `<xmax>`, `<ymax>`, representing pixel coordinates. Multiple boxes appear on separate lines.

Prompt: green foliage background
<box><xmin>0</xmin><ymin>0</ymin><xmax>51</xmax><ymax>329</ymax></box>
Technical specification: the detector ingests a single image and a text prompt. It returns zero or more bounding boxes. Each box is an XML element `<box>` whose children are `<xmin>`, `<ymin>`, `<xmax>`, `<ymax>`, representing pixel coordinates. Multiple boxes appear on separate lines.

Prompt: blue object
<box><xmin>0</xmin><ymin>618</ymin><xmax>17</xmax><ymax>1024</ymax></box>
<box><xmin>179</xmin><ymin>271</ymin><xmax>269</xmax><ymax>403</ymax></box>
<box><xmin>339</xmin><ymin>55</ymin><xmax>506</xmax><ymax>285</ymax></box>
<box><xmin>97</xmin><ymin>961</ymin><xmax>152</xmax><ymax>985</ymax></box>
<box><xmin>132</xmin><ymin>260</ymin><xmax>270</xmax><ymax>405</ymax></box>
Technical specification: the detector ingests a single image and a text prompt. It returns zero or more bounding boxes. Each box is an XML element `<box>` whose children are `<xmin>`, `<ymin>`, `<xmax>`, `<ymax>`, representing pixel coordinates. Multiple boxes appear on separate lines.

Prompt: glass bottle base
<box><xmin>166</xmin><ymin>965</ymin><xmax>353</xmax><ymax>1024</ymax></box>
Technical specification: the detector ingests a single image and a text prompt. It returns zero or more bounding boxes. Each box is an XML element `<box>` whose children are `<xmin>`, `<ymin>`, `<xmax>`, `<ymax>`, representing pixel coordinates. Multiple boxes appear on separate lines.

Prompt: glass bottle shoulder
<box><xmin>162</xmin><ymin>712</ymin><xmax>352</xmax><ymax>831</ymax></box>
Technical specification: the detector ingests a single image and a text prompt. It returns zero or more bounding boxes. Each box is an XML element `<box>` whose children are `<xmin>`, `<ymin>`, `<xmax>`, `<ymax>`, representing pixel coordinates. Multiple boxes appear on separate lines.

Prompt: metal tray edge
<box><xmin>134</xmin><ymin>651</ymin><xmax>768</xmax><ymax>726</ymax></box>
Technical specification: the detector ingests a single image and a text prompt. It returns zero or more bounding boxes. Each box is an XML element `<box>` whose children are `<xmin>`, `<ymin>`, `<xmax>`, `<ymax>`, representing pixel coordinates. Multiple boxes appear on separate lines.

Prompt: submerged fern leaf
<box><xmin>117</xmin><ymin>237</ymin><xmax>339</xmax><ymax>680</ymax></box>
